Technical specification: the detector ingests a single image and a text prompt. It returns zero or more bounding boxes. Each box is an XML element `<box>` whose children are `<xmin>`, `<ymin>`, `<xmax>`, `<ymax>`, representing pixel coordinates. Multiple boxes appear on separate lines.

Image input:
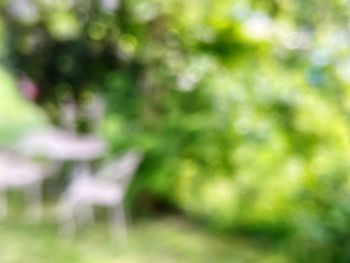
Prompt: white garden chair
<box><xmin>57</xmin><ymin>150</ymin><xmax>143</xmax><ymax>240</ymax></box>
<box><xmin>0</xmin><ymin>150</ymin><xmax>55</xmax><ymax>220</ymax></box>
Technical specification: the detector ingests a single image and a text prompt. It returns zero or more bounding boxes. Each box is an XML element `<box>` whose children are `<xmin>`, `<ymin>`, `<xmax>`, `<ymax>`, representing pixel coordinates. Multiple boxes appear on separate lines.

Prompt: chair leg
<box><xmin>77</xmin><ymin>204</ymin><xmax>95</xmax><ymax>227</ymax></box>
<box><xmin>57</xmin><ymin>199</ymin><xmax>76</xmax><ymax>240</ymax></box>
<box><xmin>60</xmin><ymin>217</ymin><xmax>76</xmax><ymax>240</ymax></box>
<box><xmin>0</xmin><ymin>189</ymin><xmax>7</xmax><ymax>219</ymax></box>
<box><xmin>25</xmin><ymin>182</ymin><xmax>42</xmax><ymax>220</ymax></box>
<box><xmin>109</xmin><ymin>204</ymin><xmax>128</xmax><ymax>244</ymax></box>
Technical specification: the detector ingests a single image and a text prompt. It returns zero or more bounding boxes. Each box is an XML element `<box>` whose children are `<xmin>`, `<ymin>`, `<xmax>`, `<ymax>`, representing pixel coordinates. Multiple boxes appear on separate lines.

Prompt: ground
<box><xmin>0</xmin><ymin>209</ymin><xmax>289</xmax><ymax>263</ymax></box>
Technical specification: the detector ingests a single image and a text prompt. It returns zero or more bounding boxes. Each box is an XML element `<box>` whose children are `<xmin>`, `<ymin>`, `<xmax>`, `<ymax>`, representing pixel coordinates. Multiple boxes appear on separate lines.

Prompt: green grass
<box><xmin>0</xmin><ymin>209</ymin><xmax>289</xmax><ymax>263</ymax></box>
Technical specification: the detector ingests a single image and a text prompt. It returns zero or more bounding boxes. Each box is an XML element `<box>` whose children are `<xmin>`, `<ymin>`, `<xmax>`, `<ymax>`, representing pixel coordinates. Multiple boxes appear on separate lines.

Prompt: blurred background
<box><xmin>1</xmin><ymin>0</ymin><xmax>350</xmax><ymax>262</ymax></box>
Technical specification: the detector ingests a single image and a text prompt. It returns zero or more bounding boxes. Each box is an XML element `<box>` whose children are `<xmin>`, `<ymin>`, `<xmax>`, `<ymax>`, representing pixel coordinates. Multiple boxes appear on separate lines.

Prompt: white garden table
<box><xmin>17</xmin><ymin>128</ymin><xmax>106</xmax><ymax>162</ymax></box>
<box><xmin>12</xmin><ymin>128</ymin><xmax>107</xmax><ymax>220</ymax></box>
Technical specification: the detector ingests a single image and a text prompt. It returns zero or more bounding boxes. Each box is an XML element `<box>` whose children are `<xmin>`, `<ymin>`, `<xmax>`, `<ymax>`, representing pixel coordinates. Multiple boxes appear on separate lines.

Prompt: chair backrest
<box><xmin>95</xmin><ymin>150</ymin><xmax>143</xmax><ymax>187</ymax></box>
<box><xmin>81</xmin><ymin>95</ymin><xmax>106</xmax><ymax>132</ymax></box>
<box><xmin>59</xmin><ymin>95</ymin><xmax>105</xmax><ymax>133</ymax></box>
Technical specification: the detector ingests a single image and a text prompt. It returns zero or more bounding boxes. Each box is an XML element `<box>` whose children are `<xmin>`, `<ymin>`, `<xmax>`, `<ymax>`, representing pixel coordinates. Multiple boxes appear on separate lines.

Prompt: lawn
<box><xmin>0</xmin><ymin>210</ymin><xmax>289</xmax><ymax>263</ymax></box>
